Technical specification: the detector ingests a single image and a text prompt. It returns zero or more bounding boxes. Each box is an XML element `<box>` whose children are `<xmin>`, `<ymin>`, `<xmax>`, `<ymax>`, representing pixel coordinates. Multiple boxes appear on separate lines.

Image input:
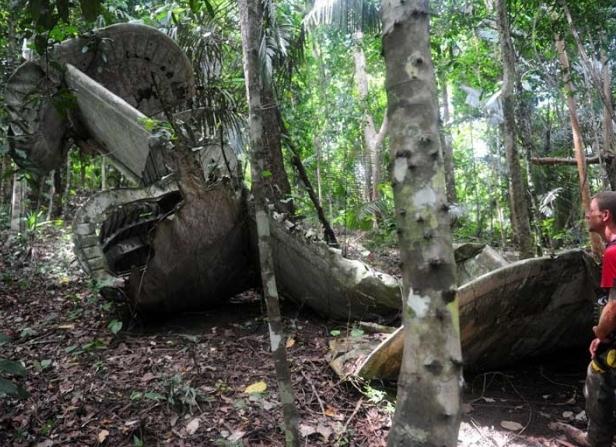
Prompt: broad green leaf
<box><xmin>0</xmin><ymin>378</ymin><xmax>28</xmax><ymax>398</ymax></box>
<box><xmin>0</xmin><ymin>359</ymin><xmax>26</xmax><ymax>377</ymax></box>
<box><xmin>330</xmin><ymin>330</ymin><xmax>341</xmax><ymax>337</ymax></box>
<box><xmin>351</xmin><ymin>328</ymin><xmax>365</xmax><ymax>337</ymax></box>
<box><xmin>0</xmin><ymin>333</ymin><xmax>10</xmax><ymax>346</ymax></box>
<box><xmin>82</xmin><ymin>339</ymin><xmax>107</xmax><ymax>351</ymax></box>
<box><xmin>188</xmin><ymin>0</ymin><xmax>200</xmax><ymax>14</ymax></box>
<box><xmin>108</xmin><ymin>320</ymin><xmax>123</xmax><ymax>335</ymax></box>
<box><xmin>41</xmin><ymin>359</ymin><xmax>52</xmax><ymax>369</ymax></box>
<box><xmin>0</xmin><ymin>377</ymin><xmax>19</xmax><ymax>396</ymax></box>
<box><xmin>203</xmin><ymin>0</ymin><xmax>215</xmax><ymax>17</ymax></box>
<box><xmin>261</xmin><ymin>170</ymin><xmax>272</xmax><ymax>178</ymax></box>
<box><xmin>144</xmin><ymin>391</ymin><xmax>165</xmax><ymax>401</ymax></box>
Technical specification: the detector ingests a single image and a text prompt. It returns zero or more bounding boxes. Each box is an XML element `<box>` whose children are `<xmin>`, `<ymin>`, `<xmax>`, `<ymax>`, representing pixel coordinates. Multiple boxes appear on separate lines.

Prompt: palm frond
<box><xmin>303</xmin><ymin>0</ymin><xmax>381</xmax><ymax>34</ymax></box>
<box><xmin>260</xmin><ymin>0</ymin><xmax>306</xmax><ymax>88</ymax></box>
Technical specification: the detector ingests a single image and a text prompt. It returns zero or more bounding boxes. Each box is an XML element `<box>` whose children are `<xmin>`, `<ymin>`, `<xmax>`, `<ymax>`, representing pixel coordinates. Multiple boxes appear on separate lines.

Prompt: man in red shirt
<box><xmin>585</xmin><ymin>191</ymin><xmax>616</xmax><ymax>446</ymax></box>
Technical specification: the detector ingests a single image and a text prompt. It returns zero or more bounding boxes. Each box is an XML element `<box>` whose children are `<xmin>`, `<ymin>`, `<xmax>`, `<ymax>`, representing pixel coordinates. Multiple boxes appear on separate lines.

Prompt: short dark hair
<box><xmin>594</xmin><ymin>191</ymin><xmax>616</xmax><ymax>224</ymax></box>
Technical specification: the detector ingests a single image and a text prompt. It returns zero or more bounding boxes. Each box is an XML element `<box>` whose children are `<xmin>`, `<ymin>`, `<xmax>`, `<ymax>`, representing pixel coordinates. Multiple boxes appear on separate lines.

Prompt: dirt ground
<box><xmin>0</xmin><ymin>226</ymin><xmax>593</xmax><ymax>446</ymax></box>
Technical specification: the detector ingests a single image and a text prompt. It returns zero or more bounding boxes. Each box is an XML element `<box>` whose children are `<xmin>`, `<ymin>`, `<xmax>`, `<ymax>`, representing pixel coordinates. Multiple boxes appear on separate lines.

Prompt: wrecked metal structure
<box><xmin>6</xmin><ymin>24</ymin><xmax>599</xmax><ymax>372</ymax></box>
<box><xmin>6</xmin><ymin>24</ymin><xmax>401</xmax><ymax>320</ymax></box>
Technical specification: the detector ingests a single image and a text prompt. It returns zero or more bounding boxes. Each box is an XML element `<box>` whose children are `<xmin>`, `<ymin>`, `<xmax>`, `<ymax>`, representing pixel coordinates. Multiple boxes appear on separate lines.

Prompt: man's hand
<box><xmin>590</xmin><ymin>337</ymin><xmax>602</xmax><ymax>358</ymax></box>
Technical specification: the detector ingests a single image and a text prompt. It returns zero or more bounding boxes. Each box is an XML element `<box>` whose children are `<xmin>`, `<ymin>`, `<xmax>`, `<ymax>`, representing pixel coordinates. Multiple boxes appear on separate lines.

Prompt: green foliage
<box><xmin>25</xmin><ymin>210</ymin><xmax>44</xmax><ymax>233</ymax></box>
<box><xmin>107</xmin><ymin>319</ymin><xmax>123</xmax><ymax>335</ymax></box>
<box><xmin>362</xmin><ymin>384</ymin><xmax>394</xmax><ymax>414</ymax></box>
<box><xmin>164</xmin><ymin>374</ymin><xmax>202</xmax><ymax>413</ymax></box>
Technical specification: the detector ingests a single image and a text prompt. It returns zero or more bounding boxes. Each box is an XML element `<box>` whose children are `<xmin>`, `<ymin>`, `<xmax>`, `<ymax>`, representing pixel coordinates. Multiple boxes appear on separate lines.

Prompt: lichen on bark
<box><xmin>382</xmin><ymin>1</ymin><xmax>462</xmax><ymax>446</ymax></box>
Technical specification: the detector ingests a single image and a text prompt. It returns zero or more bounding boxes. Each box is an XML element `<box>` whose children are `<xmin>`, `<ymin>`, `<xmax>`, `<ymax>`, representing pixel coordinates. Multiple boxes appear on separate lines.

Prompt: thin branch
<box><xmin>531</xmin><ymin>155</ymin><xmax>600</xmax><ymax>165</ymax></box>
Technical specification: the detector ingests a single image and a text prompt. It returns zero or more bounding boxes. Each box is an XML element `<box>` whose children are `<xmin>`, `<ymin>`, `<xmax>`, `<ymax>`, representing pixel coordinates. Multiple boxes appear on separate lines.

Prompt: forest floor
<box><xmin>0</xmin><ymin>225</ymin><xmax>594</xmax><ymax>446</ymax></box>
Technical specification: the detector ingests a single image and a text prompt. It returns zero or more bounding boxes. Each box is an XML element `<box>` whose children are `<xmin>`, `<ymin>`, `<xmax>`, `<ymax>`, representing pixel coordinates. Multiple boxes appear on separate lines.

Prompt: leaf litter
<box><xmin>0</xmin><ymin>226</ymin><xmax>593</xmax><ymax>446</ymax></box>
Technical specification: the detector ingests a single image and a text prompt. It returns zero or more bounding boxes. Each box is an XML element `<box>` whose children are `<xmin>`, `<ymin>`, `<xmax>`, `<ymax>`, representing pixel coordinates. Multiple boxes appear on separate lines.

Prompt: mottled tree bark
<box><xmin>555</xmin><ymin>34</ymin><xmax>603</xmax><ymax>258</ymax></box>
<box><xmin>496</xmin><ymin>0</ymin><xmax>534</xmax><ymax>259</ymax></box>
<box><xmin>382</xmin><ymin>1</ymin><xmax>462</xmax><ymax>445</ymax></box>
<box><xmin>238</xmin><ymin>1</ymin><xmax>300</xmax><ymax>445</ymax></box>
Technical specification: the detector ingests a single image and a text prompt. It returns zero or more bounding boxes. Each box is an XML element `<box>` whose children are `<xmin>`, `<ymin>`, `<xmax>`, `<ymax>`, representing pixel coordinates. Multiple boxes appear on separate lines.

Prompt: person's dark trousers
<box><xmin>585</xmin><ymin>363</ymin><xmax>616</xmax><ymax>446</ymax></box>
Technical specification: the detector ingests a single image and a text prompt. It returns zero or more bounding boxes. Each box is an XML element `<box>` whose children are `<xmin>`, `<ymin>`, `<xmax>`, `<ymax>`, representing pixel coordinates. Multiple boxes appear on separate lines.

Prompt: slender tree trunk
<box><xmin>47</xmin><ymin>171</ymin><xmax>54</xmax><ymax>221</ymax></box>
<box><xmin>27</xmin><ymin>175</ymin><xmax>44</xmax><ymax>214</ymax></box>
<box><xmin>515</xmin><ymin>83</ymin><xmax>543</xmax><ymax>254</ymax></box>
<box><xmin>382</xmin><ymin>1</ymin><xmax>462</xmax><ymax>445</ymax></box>
<box><xmin>601</xmin><ymin>49</ymin><xmax>616</xmax><ymax>189</ymax></box>
<box><xmin>238</xmin><ymin>1</ymin><xmax>299</xmax><ymax>445</ymax></box>
<box><xmin>313</xmin><ymin>134</ymin><xmax>323</xmax><ymax>204</ymax></box>
<box><xmin>496</xmin><ymin>0</ymin><xmax>534</xmax><ymax>259</ymax></box>
<box><xmin>80</xmin><ymin>155</ymin><xmax>86</xmax><ymax>191</ymax></box>
<box><xmin>10</xmin><ymin>174</ymin><xmax>27</xmax><ymax>232</ymax></box>
<box><xmin>101</xmin><ymin>156</ymin><xmax>107</xmax><ymax>190</ymax></box>
<box><xmin>51</xmin><ymin>169</ymin><xmax>64</xmax><ymax>218</ymax></box>
<box><xmin>439</xmin><ymin>74</ymin><xmax>457</xmax><ymax>203</ymax></box>
<box><xmin>261</xmin><ymin>84</ymin><xmax>294</xmax><ymax>215</ymax></box>
<box><xmin>286</xmin><ymin>139</ymin><xmax>338</xmax><ymax>247</ymax></box>
<box><xmin>63</xmin><ymin>150</ymin><xmax>71</xmax><ymax>213</ymax></box>
<box><xmin>0</xmin><ymin>156</ymin><xmax>7</xmax><ymax>207</ymax></box>
<box><xmin>353</xmin><ymin>33</ymin><xmax>388</xmax><ymax>204</ymax></box>
<box><xmin>555</xmin><ymin>34</ymin><xmax>603</xmax><ymax>258</ymax></box>
<box><xmin>561</xmin><ymin>0</ymin><xmax>612</xmax><ymax>120</ymax></box>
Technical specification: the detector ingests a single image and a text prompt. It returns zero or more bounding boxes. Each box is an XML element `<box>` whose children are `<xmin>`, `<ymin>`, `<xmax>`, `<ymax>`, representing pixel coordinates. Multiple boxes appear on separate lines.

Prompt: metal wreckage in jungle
<box><xmin>6</xmin><ymin>24</ymin><xmax>600</xmax><ymax>378</ymax></box>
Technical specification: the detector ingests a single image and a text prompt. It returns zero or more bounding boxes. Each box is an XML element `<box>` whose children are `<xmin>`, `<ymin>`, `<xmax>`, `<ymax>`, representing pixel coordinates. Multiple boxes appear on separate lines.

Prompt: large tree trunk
<box><xmin>238</xmin><ymin>1</ymin><xmax>299</xmax><ymax>445</ymax></box>
<box><xmin>555</xmin><ymin>34</ymin><xmax>603</xmax><ymax>258</ymax></box>
<box><xmin>382</xmin><ymin>1</ymin><xmax>462</xmax><ymax>445</ymax></box>
<box><xmin>496</xmin><ymin>0</ymin><xmax>534</xmax><ymax>259</ymax></box>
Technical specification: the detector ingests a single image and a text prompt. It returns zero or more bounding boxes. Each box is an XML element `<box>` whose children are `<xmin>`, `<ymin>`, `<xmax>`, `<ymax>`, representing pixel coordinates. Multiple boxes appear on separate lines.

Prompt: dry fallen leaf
<box><xmin>186</xmin><ymin>418</ymin><xmax>200</xmax><ymax>435</ymax></box>
<box><xmin>97</xmin><ymin>429</ymin><xmax>110</xmax><ymax>443</ymax></box>
<box><xmin>169</xmin><ymin>414</ymin><xmax>178</xmax><ymax>427</ymax></box>
<box><xmin>228</xmin><ymin>430</ymin><xmax>245</xmax><ymax>442</ymax></box>
<box><xmin>244</xmin><ymin>381</ymin><xmax>267</xmax><ymax>394</ymax></box>
<box><xmin>286</xmin><ymin>337</ymin><xmax>296</xmax><ymax>348</ymax></box>
<box><xmin>316</xmin><ymin>423</ymin><xmax>333</xmax><ymax>441</ymax></box>
<box><xmin>141</xmin><ymin>372</ymin><xmax>156</xmax><ymax>383</ymax></box>
<box><xmin>500</xmin><ymin>420</ymin><xmax>523</xmax><ymax>431</ymax></box>
<box><xmin>299</xmin><ymin>423</ymin><xmax>317</xmax><ymax>437</ymax></box>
